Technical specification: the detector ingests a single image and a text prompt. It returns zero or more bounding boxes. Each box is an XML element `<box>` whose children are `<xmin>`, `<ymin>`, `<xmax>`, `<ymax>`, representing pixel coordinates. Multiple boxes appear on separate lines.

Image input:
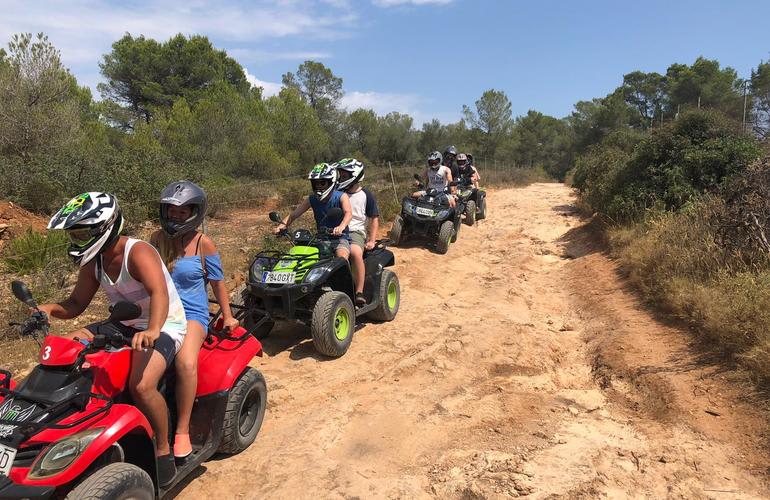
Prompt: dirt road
<box><xmin>177</xmin><ymin>183</ymin><xmax>770</xmax><ymax>499</ymax></box>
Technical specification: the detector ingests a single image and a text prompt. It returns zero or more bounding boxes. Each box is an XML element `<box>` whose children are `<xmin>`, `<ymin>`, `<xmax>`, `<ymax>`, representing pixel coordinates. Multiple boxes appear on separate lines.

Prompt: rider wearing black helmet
<box><xmin>152</xmin><ymin>180</ymin><xmax>239</xmax><ymax>461</ymax></box>
<box><xmin>443</xmin><ymin>145</ymin><xmax>460</xmax><ymax>181</ymax></box>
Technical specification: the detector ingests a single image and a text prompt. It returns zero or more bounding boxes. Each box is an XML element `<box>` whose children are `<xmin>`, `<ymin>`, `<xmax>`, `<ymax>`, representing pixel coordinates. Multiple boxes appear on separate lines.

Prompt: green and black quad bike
<box><xmin>231</xmin><ymin>209</ymin><xmax>400</xmax><ymax>358</ymax></box>
<box><xmin>455</xmin><ymin>175</ymin><xmax>487</xmax><ymax>225</ymax></box>
<box><xmin>390</xmin><ymin>174</ymin><xmax>464</xmax><ymax>254</ymax></box>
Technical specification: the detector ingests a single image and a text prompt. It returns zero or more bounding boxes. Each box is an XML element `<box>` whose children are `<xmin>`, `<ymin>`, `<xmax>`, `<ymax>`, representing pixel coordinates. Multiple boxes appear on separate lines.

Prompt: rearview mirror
<box><xmin>109</xmin><ymin>301</ymin><xmax>142</xmax><ymax>322</ymax></box>
<box><xmin>269</xmin><ymin>212</ymin><xmax>282</xmax><ymax>223</ymax></box>
<box><xmin>11</xmin><ymin>281</ymin><xmax>37</xmax><ymax>309</ymax></box>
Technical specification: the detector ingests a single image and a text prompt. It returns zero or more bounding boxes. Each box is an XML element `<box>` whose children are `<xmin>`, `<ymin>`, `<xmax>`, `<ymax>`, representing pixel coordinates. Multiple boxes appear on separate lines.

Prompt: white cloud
<box><xmin>341</xmin><ymin>90</ymin><xmax>420</xmax><ymax>115</ymax></box>
<box><xmin>229</xmin><ymin>48</ymin><xmax>332</xmax><ymax>64</ymax></box>
<box><xmin>373</xmin><ymin>0</ymin><xmax>453</xmax><ymax>6</ymax></box>
<box><xmin>244</xmin><ymin>69</ymin><xmax>283</xmax><ymax>97</ymax></box>
<box><xmin>0</xmin><ymin>0</ymin><xmax>356</xmax><ymax>78</ymax></box>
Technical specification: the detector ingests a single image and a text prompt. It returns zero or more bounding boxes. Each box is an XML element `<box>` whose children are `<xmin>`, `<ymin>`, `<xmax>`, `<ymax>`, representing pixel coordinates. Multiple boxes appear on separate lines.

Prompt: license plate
<box><xmin>415</xmin><ymin>207</ymin><xmax>434</xmax><ymax>216</ymax></box>
<box><xmin>0</xmin><ymin>443</ymin><xmax>16</xmax><ymax>476</ymax></box>
<box><xmin>262</xmin><ymin>271</ymin><xmax>296</xmax><ymax>284</ymax></box>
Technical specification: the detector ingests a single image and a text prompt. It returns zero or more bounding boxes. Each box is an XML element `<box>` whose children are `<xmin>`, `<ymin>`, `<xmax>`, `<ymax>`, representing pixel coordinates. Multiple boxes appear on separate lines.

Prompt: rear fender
<box><xmin>197</xmin><ymin>335</ymin><xmax>262</xmax><ymax>396</ymax></box>
<box><xmin>12</xmin><ymin>404</ymin><xmax>152</xmax><ymax>487</ymax></box>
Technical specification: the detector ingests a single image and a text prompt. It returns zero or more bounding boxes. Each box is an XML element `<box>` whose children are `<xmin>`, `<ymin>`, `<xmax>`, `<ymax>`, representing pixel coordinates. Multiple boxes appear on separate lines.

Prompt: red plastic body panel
<box><xmin>2</xmin><ymin>321</ymin><xmax>262</xmax><ymax>489</ymax></box>
<box><xmin>196</xmin><ymin>325</ymin><xmax>262</xmax><ymax>396</ymax></box>
<box><xmin>38</xmin><ymin>336</ymin><xmax>84</xmax><ymax>366</ymax></box>
<box><xmin>10</xmin><ymin>404</ymin><xmax>153</xmax><ymax>486</ymax></box>
<box><xmin>87</xmin><ymin>348</ymin><xmax>132</xmax><ymax>397</ymax></box>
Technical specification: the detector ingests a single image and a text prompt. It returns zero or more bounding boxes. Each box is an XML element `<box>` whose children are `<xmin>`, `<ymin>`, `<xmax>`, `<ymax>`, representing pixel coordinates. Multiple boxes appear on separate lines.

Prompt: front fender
<box><xmin>12</xmin><ymin>404</ymin><xmax>152</xmax><ymax>487</ymax></box>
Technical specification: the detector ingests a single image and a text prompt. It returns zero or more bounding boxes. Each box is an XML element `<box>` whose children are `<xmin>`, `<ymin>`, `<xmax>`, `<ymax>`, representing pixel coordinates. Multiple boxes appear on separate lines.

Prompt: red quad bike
<box><xmin>0</xmin><ymin>281</ymin><xmax>267</xmax><ymax>499</ymax></box>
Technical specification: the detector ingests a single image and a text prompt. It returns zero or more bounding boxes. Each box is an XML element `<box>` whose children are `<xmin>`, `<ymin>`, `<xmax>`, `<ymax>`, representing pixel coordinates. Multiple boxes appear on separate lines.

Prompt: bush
<box><xmin>576</xmin><ymin>110</ymin><xmax>761</xmax><ymax>221</ymax></box>
<box><xmin>2</xmin><ymin>228</ymin><xmax>71</xmax><ymax>274</ymax></box>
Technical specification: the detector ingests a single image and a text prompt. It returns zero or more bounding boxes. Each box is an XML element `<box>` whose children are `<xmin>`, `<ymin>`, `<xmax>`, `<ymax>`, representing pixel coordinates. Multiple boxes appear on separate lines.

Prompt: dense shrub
<box><xmin>575</xmin><ymin>110</ymin><xmax>761</xmax><ymax>221</ymax></box>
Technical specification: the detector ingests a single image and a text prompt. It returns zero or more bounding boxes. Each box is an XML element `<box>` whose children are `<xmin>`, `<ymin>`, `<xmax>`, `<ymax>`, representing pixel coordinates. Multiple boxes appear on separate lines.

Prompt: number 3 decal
<box><xmin>42</xmin><ymin>346</ymin><xmax>52</xmax><ymax>360</ymax></box>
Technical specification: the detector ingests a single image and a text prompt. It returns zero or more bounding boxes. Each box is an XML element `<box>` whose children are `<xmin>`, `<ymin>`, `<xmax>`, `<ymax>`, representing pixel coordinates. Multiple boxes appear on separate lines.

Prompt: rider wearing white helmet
<box><xmin>412</xmin><ymin>151</ymin><xmax>457</xmax><ymax>208</ymax></box>
<box><xmin>335</xmin><ymin>158</ymin><xmax>380</xmax><ymax>306</ymax></box>
<box><xmin>274</xmin><ymin>163</ymin><xmax>353</xmax><ymax>260</ymax></box>
<box><xmin>41</xmin><ymin>192</ymin><xmax>187</xmax><ymax>486</ymax></box>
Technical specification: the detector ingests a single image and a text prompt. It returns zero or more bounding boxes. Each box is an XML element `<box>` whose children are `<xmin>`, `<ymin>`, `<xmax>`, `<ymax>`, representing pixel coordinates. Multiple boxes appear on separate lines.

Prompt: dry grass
<box><xmin>608</xmin><ymin>198</ymin><xmax>770</xmax><ymax>386</ymax></box>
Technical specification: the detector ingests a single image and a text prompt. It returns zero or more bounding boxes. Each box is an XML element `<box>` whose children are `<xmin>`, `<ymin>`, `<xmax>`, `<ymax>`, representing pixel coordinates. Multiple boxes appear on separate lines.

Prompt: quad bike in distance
<box><xmin>389</xmin><ymin>174</ymin><xmax>464</xmax><ymax>254</ymax></box>
<box><xmin>232</xmin><ymin>209</ymin><xmax>400</xmax><ymax>358</ymax></box>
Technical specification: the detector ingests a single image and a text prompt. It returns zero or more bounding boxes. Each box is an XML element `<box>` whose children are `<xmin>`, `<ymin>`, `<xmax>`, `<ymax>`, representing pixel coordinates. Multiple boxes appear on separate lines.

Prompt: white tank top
<box><xmin>96</xmin><ymin>238</ymin><xmax>187</xmax><ymax>349</ymax></box>
<box><xmin>427</xmin><ymin>165</ymin><xmax>450</xmax><ymax>191</ymax></box>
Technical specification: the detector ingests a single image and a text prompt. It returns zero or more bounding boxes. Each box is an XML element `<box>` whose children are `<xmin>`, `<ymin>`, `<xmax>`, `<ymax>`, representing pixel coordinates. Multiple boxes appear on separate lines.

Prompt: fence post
<box><xmin>388</xmin><ymin>161</ymin><xmax>399</xmax><ymax>204</ymax></box>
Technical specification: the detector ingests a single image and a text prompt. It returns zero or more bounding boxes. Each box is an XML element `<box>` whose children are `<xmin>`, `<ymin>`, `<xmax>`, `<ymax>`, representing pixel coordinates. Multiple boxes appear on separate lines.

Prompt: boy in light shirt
<box><xmin>334</xmin><ymin>158</ymin><xmax>380</xmax><ymax>306</ymax></box>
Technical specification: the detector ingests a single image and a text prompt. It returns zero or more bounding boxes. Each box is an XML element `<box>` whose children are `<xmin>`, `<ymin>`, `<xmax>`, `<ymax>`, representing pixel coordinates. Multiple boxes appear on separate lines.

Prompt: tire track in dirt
<box><xmin>176</xmin><ymin>183</ymin><xmax>770</xmax><ymax>499</ymax></box>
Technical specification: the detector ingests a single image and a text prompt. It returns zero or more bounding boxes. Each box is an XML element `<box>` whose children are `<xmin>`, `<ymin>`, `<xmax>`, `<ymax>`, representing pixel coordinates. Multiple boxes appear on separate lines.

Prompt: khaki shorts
<box><xmin>329</xmin><ymin>237</ymin><xmax>351</xmax><ymax>253</ymax></box>
<box><xmin>349</xmin><ymin>230</ymin><xmax>367</xmax><ymax>250</ymax></box>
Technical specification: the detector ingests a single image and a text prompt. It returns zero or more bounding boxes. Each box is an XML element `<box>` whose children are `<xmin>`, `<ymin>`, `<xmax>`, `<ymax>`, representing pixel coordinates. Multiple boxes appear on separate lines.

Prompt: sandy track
<box><xmin>175</xmin><ymin>183</ymin><xmax>770</xmax><ymax>499</ymax></box>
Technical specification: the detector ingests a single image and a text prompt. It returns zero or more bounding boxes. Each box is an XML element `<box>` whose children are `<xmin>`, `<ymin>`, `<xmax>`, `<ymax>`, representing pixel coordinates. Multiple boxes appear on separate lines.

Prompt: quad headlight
<box><xmin>437</xmin><ymin>209</ymin><xmax>451</xmax><ymax>219</ymax></box>
<box><xmin>304</xmin><ymin>266</ymin><xmax>331</xmax><ymax>285</ymax></box>
<box><xmin>29</xmin><ymin>427</ymin><xmax>103</xmax><ymax>479</ymax></box>
<box><xmin>403</xmin><ymin>200</ymin><xmax>415</xmax><ymax>213</ymax></box>
<box><xmin>249</xmin><ymin>257</ymin><xmax>272</xmax><ymax>282</ymax></box>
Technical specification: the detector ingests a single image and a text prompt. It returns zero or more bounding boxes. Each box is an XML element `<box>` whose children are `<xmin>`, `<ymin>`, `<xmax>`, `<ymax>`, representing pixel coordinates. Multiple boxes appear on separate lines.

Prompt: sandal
<box><xmin>355</xmin><ymin>292</ymin><xmax>367</xmax><ymax>306</ymax></box>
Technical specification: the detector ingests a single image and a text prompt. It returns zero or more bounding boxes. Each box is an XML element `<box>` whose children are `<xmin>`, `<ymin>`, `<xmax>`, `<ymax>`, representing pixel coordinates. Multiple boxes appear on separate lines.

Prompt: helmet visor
<box><xmin>457</xmin><ymin>160</ymin><xmax>467</xmax><ymax>166</ymax></box>
<box><xmin>311</xmin><ymin>179</ymin><xmax>332</xmax><ymax>191</ymax></box>
<box><xmin>66</xmin><ymin>228</ymin><xmax>96</xmax><ymax>247</ymax></box>
<box><xmin>428</xmin><ymin>159</ymin><xmax>440</xmax><ymax>167</ymax></box>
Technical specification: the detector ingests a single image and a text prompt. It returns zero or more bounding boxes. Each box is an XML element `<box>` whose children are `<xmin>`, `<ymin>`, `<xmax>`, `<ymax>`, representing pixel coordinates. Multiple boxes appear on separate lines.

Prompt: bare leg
<box><xmin>350</xmin><ymin>245</ymin><xmax>365</xmax><ymax>294</ymax></box>
<box><xmin>60</xmin><ymin>328</ymin><xmax>94</xmax><ymax>341</ymax></box>
<box><xmin>174</xmin><ymin>321</ymin><xmax>206</xmax><ymax>453</ymax></box>
<box><xmin>335</xmin><ymin>247</ymin><xmax>350</xmax><ymax>260</ymax></box>
<box><xmin>129</xmin><ymin>349</ymin><xmax>172</xmax><ymax>456</ymax></box>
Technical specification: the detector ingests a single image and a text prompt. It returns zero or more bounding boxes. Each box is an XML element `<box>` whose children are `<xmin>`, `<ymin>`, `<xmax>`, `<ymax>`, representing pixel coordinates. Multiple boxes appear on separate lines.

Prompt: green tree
<box><xmin>462</xmin><ymin>89</ymin><xmax>513</xmax><ymax>158</ymax></box>
<box><xmin>0</xmin><ymin>33</ymin><xmax>82</xmax><ymax>160</ymax></box>
<box><xmin>378</xmin><ymin>112</ymin><xmax>417</xmax><ymax>162</ymax></box>
<box><xmin>99</xmin><ymin>33</ymin><xmax>248</xmax><ymax>126</ymax></box>
<box><xmin>665</xmin><ymin>58</ymin><xmax>743</xmax><ymax>119</ymax></box>
<box><xmin>346</xmin><ymin>108</ymin><xmax>380</xmax><ymax>161</ymax></box>
<box><xmin>282</xmin><ymin>60</ymin><xmax>343</xmax><ymax>119</ymax></box>
<box><xmin>267</xmin><ymin>88</ymin><xmax>330</xmax><ymax>167</ymax></box>
<box><xmin>621</xmin><ymin>70</ymin><xmax>666</xmax><ymax>127</ymax></box>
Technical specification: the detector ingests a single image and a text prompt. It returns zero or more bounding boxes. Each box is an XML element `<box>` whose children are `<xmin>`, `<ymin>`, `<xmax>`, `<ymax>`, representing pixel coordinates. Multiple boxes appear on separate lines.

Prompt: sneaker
<box><xmin>157</xmin><ymin>454</ymin><xmax>177</xmax><ymax>488</ymax></box>
<box><xmin>355</xmin><ymin>292</ymin><xmax>367</xmax><ymax>306</ymax></box>
<box><xmin>174</xmin><ymin>433</ymin><xmax>192</xmax><ymax>459</ymax></box>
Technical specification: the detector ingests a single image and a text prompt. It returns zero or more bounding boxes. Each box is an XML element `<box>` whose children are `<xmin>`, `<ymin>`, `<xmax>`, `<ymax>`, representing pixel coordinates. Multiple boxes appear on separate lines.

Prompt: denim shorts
<box><xmin>84</xmin><ymin>321</ymin><xmax>177</xmax><ymax>367</ymax></box>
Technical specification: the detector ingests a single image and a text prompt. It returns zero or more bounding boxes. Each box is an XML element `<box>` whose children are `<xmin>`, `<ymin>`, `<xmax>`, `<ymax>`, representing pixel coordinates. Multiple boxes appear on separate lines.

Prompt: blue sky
<box><xmin>1</xmin><ymin>0</ymin><xmax>769</xmax><ymax>126</ymax></box>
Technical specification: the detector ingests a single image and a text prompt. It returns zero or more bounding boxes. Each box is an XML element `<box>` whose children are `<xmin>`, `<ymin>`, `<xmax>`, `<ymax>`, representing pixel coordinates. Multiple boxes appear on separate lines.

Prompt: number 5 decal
<box><xmin>42</xmin><ymin>346</ymin><xmax>52</xmax><ymax>360</ymax></box>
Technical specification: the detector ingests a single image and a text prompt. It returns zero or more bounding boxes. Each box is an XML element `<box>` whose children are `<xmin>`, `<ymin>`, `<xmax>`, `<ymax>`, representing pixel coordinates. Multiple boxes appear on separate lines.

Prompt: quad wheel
<box><xmin>451</xmin><ymin>216</ymin><xmax>461</xmax><ymax>243</ymax></box>
<box><xmin>219</xmin><ymin>368</ymin><xmax>267</xmax><ymax>454</ymax></box>
<box><xmin>436</xmin><ymin>220</ymin><xmax>454</xmax><ymax>254</ymax></box>
<box><xmin>464</xmin><ymin>200</ymin><xmax>477</xmax><ymax>225</ymax></box>
<box><xmin>367</xmin><ymin>269</ymin><xmax>400</xmax><ymax>321</ymax></box>
<box><xmin>477</xmin><ymin>196</ymin><xmax>487</xmax><ymax>220</ymax></box>
<box><xmin>230</xmin><ymin>284</ymin><xmax>274</xmax><ymax>339</ymax></box>
<box><xmin>390</xmin><ymin>215</ymin><xmax>404</xmax><ymax>246</ymax></box>
<box><xmin>65</xmin><ymin>463</ymin><xmax>153</xmax><ymax>500</ymax></box>
<box><xmin>311</xmin><ymin>291</ymin><xmax>355</xmax><ymax>357</ymax></box>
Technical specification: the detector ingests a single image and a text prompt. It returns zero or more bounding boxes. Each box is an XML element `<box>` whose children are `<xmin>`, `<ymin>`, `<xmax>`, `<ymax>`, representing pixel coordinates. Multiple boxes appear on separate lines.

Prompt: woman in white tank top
<box><xmin>40</xmin><ymin>192</ymin><xmax>186</xmax><ymax>485</ymax></box>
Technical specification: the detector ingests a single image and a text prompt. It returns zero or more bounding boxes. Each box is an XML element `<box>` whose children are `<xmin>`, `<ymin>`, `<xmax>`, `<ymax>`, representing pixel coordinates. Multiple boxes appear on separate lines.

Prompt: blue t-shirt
<box><xmin>309</xmin><ymin>191</ymin><xmax>350</xmax><ymax>240</ymax></box>
<box><xmin>170</xmin><ymin>253</ymin><xmax>224</xmax><ymax>328</ymax></box>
